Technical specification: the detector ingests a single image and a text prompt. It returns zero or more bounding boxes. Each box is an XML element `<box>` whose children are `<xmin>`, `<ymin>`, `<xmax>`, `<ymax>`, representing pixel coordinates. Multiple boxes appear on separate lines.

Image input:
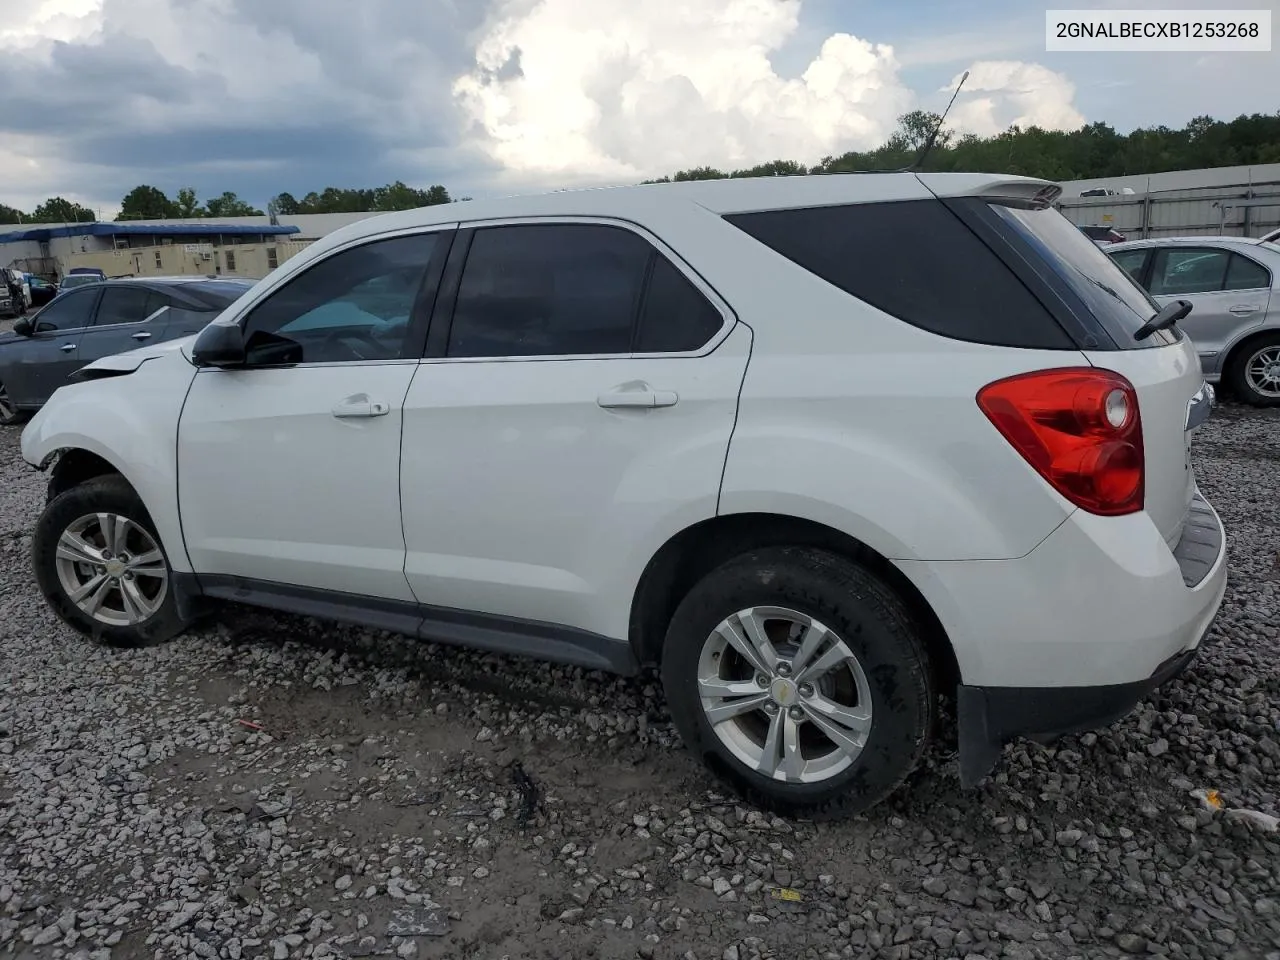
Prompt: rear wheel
<box><xmin>0</xmin><ymin>380</ymin><xmax>27</xmax><ymax>426</ymax></box>
<box><xmin>33</xmin><ymin>475</ymin><xmax>188</xmax><ymax>646</ymax></box>
<box><xmin>1227</xmin><ymin>335</ymin><xmax>1280</xmax><ymax>407</ymax></box>
<box><xmin>661</xmin><ymin>547</ymin><xmax>934</xmax><ymax>815</ymax></box>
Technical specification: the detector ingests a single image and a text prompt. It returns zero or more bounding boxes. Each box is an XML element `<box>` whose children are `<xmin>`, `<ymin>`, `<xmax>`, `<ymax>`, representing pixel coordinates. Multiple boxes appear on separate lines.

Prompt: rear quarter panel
<box><xmin>666</xmin><ymin>209</ymin><xmax>1087</xmax><ymax>562</ymax></box>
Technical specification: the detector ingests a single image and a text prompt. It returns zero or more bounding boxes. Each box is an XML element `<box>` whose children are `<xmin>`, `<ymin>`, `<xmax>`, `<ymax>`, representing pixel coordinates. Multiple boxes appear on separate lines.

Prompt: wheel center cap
<box><xmin>104</xmin><ymin>559</ymin><xmax>126</xmax><ymax>578</ymax></box>
<box><xmin>770</xmin><ymin>677</ymin><xmax>798</xmax><ymax>706</ymax></box>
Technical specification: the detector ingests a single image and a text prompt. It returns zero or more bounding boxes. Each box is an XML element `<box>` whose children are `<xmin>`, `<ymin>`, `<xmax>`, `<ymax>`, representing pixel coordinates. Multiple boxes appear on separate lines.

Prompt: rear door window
<box><xmin>1149</xmin><ymin>249</ymin><xmax>1230</xmax><ymax>296</ymax></box>
<box><xmin>447</xmin><ymin>224</ymin><xmax>651</xmax><ymax>358</ymax></box>
<box><xmin>725</xmin><ymin>200</ymin><xmax>1073</xmax><ymax>349</ymax></box>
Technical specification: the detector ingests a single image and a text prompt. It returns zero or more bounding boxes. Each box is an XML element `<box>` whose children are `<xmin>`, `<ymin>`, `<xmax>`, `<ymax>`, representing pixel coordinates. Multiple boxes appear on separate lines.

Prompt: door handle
<box><xmin>60</xmin><ymin>343</ymin><xmax>76</xmax><ymax>353</ymax></box>
<box><xmin>597</xmin><ymin>387</ymin><xmax>679</xmax><ymax>409</ymax></box>
<box><xmin>331</xmin><ymin>394</ymin><xmax>390</xmax><ymax>419</ymax></box>
<box><xmin>132</xmin><ymin>331</ymin><xmax>152</xmax><ymax>341</ymax></box>
<box><xmin>1228</xmin><ymin>305</ymin><xmax>1260</xmax><ymax>316</ymax></box>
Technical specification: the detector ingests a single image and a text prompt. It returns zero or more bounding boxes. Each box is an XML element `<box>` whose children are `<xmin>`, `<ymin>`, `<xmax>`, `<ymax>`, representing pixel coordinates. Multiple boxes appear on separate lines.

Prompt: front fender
<box><xmin>21</xmin><ymin>354</ymin><xmax>197</xmax><ymax>573</ymax></box>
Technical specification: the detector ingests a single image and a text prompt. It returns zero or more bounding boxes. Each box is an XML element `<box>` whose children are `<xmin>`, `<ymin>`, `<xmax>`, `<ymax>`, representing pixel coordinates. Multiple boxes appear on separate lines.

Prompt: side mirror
<box><xmin>11</xmin><ymin>318</ymin><xmax>32</xmax><ymax>336</ymax></box>
<box><xmin>191</xmin><ymin>321</ymin><xmax>246</xmax><ymax>368</ymax></box>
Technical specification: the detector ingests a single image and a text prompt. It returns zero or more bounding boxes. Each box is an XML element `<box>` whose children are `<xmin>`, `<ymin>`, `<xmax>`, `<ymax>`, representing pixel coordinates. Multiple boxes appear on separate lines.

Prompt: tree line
<box><xmin>3</xmin><ymin>112</ymin><xmax>1278</xmax><ymax>226</ymax></box>
<box><xmin>644</xmin><ymin>111</ymin><xmax>1280</xmax><ymax>183</ymax></box>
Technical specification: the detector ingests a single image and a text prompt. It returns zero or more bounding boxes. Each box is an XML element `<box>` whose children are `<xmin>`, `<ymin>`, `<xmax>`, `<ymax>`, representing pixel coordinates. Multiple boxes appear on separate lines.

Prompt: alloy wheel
<box><xmin>54</xmin><ymin>512</ymin><xmax>168</xmax><ymax>627</ymax></box>
<box><xmin>1245</xmin><ymin>345</ymin><xmax>1280</xmax><ymax>399</ymax></box>
<box><xmin>696</xmin><ymin>605</ymin><xmax>873</xmax><ymax>784</ymax></box>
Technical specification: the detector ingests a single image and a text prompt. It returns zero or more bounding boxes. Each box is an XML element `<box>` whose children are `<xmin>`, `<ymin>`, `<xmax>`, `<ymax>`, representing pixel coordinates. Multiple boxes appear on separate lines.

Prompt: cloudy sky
<box><xmin>0</xmin><ymin>0</ymin><xmax>1275</xmax><ymax>218</ymax></box>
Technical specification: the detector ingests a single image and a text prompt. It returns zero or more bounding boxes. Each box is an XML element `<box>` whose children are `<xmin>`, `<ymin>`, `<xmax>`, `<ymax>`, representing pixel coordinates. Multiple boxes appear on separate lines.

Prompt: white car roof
<box><xmin>303</xmin><ymin>172</ymin><xmax>1055</xmax><ymax>255</ymax></box>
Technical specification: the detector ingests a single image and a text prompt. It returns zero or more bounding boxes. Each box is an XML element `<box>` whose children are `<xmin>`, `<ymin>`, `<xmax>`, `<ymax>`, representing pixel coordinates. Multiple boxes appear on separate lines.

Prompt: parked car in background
<box><xmin>0</xmin><ymin>283</ymin><xmax>16</xmax><ymax>319</ymax></box>
<box><xmin>26</xmin><ymin>275</ymin><xmax>57</xmax><ymax>307</ymax></box>
<box><xmin>18</xmin><ymin>173</ymin><xmax>1225</xmax><ymax>814</ymax></box>
<box><xmin>0</xmin><ymin>276</ymin><xmax>253</xmax><ymax>425</ymax></box>
<box><xmin>1107</xmin><ymin>236</ymin><xmax>1280</xmax><ymax>405</ymax></box>
<box><xmin>58</xmin><ymin>268</ymin><xmax>106</xmax><ymax>294</ymax></box>
<box><xmin>2</xmin><ymin>267</ymin><xmax>31</xmax><ymax>313</ymax></box>
<box><xmin>1078</xmin><ymin>224</ymin><xmax>1127</xmax><ymax>246</ymax></box>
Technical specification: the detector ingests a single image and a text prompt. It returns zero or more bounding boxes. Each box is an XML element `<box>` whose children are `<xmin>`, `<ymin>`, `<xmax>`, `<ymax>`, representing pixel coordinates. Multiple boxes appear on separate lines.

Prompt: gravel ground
<box><xmin>1</xmin><ymin>392</ymin><xmax>1278</xmax><ymax>960</ymax></box>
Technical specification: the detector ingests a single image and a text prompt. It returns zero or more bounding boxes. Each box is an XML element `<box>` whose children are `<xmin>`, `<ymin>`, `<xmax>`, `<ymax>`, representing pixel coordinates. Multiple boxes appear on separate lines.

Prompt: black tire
<box><xmin>661</xmin><ymin>547</ymin><xmax>934</xmax><ymax>816</ymax></box>
<box><xmin>32</xmin><ymin>474</ymin><xmax>188</xmax><ymax>647</ymax></box>
<box><xmin>1226</xmin><ymin>334</ymin><xmax>1280</xmax><ymax>407</ymax></box>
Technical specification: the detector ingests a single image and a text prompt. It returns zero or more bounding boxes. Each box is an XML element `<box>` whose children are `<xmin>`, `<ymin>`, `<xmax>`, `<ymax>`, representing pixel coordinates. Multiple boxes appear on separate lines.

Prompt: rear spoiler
<box><xmin>915</xmin><ymin>174</ymin><xmax>1062</xmax><ymax>208</ymax></box>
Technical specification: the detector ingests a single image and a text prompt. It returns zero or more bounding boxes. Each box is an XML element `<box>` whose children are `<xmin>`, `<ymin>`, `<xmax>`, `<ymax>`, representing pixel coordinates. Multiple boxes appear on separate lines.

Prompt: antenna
<box><xmin>908</xmin><ymin>69</ymin><xmax>968</xmax><ymax>172</ymax></box>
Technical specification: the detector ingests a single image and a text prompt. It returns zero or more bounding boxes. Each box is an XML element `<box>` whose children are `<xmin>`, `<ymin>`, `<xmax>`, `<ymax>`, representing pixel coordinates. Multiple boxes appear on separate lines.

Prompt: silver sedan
<box><xmin>1107</xmin><ymin>236</ymin><xmax>1280</xmax><ymax>406</ymax></box>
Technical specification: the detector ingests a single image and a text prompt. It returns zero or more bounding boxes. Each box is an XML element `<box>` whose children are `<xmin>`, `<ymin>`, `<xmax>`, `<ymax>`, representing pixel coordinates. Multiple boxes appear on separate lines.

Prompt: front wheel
<box><xmin>0</xmin><ymin>380</ymin><xmax>27</xmax><ymax>426</ymax></box>
<box><xmin>1227</xmin><ymin>335</ymin><xmax>1280</xmax><ymax>407</ymax></box>
<box><xmin>32</xmin><ymin>475</ymin><xmax>188</xmax><ymax>646</ymax></box>
<box><xmin>661</xmin><ymin>547</ymin><xmax>934</xmax><ymax>816</ymax></box>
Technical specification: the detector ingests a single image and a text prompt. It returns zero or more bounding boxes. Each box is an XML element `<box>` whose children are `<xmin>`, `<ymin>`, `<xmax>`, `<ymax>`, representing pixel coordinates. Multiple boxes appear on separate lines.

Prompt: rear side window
<box><xmin>1225</xmin><ymin>253</ymin><xmax>1270</xmax><ymax>291</ymax></box>
<box><xmin>635</xmin><ymin>257</ymin><xmax>724</xmax><ymax>353</ymax></box>
<box><xmin>724</xmin><ymin>200</ymin><xmax>1073</xmax><ymax>349</ymax></box>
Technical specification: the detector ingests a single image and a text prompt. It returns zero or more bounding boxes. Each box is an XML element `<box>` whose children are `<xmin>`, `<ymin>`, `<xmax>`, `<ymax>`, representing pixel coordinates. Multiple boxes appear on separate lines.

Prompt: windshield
<box><xmin>991</xmin><ymin>204</ymin><xmax>1178</xmax><ymax>349</ymax></box>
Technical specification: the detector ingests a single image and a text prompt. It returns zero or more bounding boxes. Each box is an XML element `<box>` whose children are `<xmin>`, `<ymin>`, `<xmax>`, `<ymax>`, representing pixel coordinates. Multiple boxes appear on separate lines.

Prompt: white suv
<box><xmin>19</xmin><ymin>173</ymin><xmax>1227</xmax><ymax>814</ymax></box>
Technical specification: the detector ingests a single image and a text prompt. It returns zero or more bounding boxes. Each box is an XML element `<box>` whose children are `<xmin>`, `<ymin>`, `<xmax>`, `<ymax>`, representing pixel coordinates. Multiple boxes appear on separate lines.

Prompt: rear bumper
<box><xmin>897</xmin><ymin>489</ymin><xmax>1227</xmax><ymax>787</ymax></box>
<box><xmin>955</xmin><ymin>638</ymin><xmax>1203</xmax><ymax>787</ymax></box>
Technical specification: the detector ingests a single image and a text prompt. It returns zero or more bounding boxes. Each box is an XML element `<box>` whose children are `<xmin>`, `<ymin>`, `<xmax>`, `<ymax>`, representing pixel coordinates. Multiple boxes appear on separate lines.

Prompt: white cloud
<box><xmin>945</xmin><ymin>61</ymin><xmax>1086</xmax><ymax>137</ymax></box>
<box><xmin>0</xmin><ymin>0</ymin><xmax>1100</xmax><ymax>215</ymax></box>
<box><xmin>0</xmin><ymin>0</ymin><xmax>104</xmax><ymax>49</ymax></box>
<box><xmin>453</xmin><ymin>0</ymin><xmax>916</xmax><ymax>180</ymax></box>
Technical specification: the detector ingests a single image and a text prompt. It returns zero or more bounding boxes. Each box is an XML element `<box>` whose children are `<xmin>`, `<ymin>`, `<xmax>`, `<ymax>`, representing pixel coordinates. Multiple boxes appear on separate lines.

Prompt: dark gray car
<box><xmin>0</xmin><ymin>277</ymin><xmax>254</xmax><ymax>425</ymax></box>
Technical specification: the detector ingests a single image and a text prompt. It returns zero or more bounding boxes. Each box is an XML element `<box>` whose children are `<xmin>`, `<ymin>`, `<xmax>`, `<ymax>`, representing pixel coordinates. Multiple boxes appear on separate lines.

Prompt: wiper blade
<box><xmin>1133</xmin><ymin>299</ymin><xmax>1192</xmax><ymax>342</ymax></box>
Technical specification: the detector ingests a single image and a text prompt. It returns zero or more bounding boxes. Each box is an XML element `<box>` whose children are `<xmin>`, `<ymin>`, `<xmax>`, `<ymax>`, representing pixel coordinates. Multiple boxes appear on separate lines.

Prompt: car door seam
<box><xmin>715</xmin><ymin>319</ymin><xmax>753</xmax><ymax>517</ymax></box>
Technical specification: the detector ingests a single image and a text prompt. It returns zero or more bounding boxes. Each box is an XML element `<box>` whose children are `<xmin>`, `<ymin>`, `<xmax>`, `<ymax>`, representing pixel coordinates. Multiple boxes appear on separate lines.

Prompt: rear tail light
<box><xmin>977</xmin><ymin>368</ymin><xmax>1144</xmax><ymax>515</ymax></box>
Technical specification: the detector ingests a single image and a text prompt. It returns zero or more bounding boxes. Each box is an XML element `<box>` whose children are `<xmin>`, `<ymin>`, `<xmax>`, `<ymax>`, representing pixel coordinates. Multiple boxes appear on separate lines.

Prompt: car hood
<box><xmin>78</xmin><ymin>334</ymin><xmax>199</xmax><ymax>375</ymax></box>
<box><xmin>0</xmin><ymin>330</ymin><xmax>20</xmax><ymax>346</ymax></box>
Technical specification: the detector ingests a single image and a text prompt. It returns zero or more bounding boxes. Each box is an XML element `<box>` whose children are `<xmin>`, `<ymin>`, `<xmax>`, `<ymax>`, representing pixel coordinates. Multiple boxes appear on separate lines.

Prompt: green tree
<box><xmin>371</xmin><ymin>181</ymin><xmax>452</xmax><ymax>211</ymax></box>
<box><xmin>117</xmin><ymin>185</ymin><xmax>179</xmax><ymax>221</ymax></box>
<box><xmin>271</xmin><ymin>192</ymin><xmax>300</xmax><ymax>215</ymax></box>
<box><xmin>704</xmin><ymin>110</ymin><xmax>1280</xmax><ymax>187</ymax></box>
<box><xmin>176</xmin><ymin>187</ymin><xmax>205</xmax><ymax>218</ymax></box>
<box><xmin>203</xmin><ymin>192</ymin><xmax>264</xmax><ymax>217</ymax></box>
<box><xmin>672</xmin><ymin>166</ymin><xmax>729</xmax><ymax>181</ymax></box>
<box><xmin>31</xmin><ymin>197</ymin><xmax>95</xmax><ymax>223</ymax></box>
<box><xmin>731</xmin><ymin>160</ymin><xmax>807</xmax><ymax>178</ymax></box>
<box><xmin>896</xmin><ymin>110</ymin><xmax>952</xmax><ymax>153</ymax></box>
<box><xmin>0</xmin><ymin>203</ymin><xmax>26</xmax><ymax>223</ymax></box>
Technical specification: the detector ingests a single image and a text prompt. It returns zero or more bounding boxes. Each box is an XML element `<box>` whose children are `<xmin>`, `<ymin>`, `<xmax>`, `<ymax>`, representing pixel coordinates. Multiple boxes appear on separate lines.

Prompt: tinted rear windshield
<box><xmin>172</xmin><ymin>280</ymin><xmax>255</xmax><ymax>309</ymax></box>
<box><xmin>60</xmin><ymin>275</ymin><xmax>101</xmax><ymax>289</ymax></box>
<box><xmin>989</xmin><ymin>203</ymin><xmax>1178</xmax><ymax>349</ymax></box>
